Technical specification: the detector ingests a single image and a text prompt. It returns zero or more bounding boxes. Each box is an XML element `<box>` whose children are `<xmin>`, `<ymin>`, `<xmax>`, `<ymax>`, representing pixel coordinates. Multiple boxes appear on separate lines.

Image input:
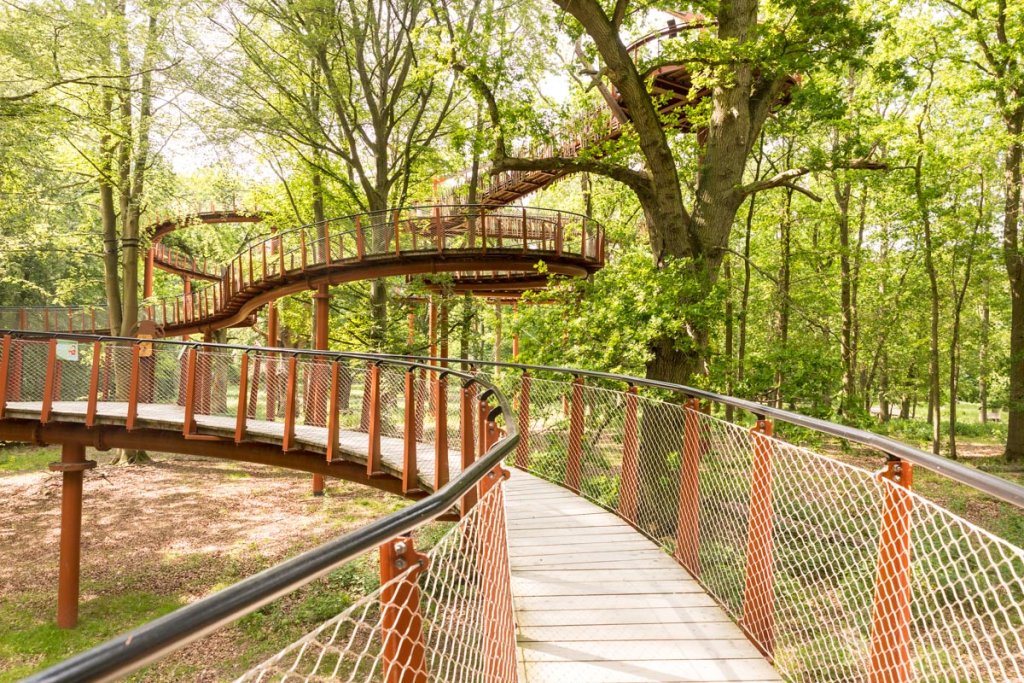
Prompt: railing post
<box><xmin>282</xmin><ymin>355</ymin><xmax>298</xmax><ymax>452</ymax></box>
<box><xmin>355</xmin><ymin>215</ymin><xmax>365</xmax><ymax>260</ymax></box>
<box><xmin>740</xmin><ymin>417</ymin><xmax>775</xmax><ymax>656</ymax></box>
<box><xmin>403</xmin><ymin>368</ymin><xmax>419</xmax><ymax>493</ymax></box>
<box><xmin>41</xmin><ymin>339</ymin><xmax>58</xmax><ymax>423</ymax></box>
<box><xmin>433</xmin><ymin>374</ymin><xmax>449</xmax><ymax>490</ymax></box>
<box><xmin>477</xmin><ymin>464</ymin><xmax>516</xmax><ymax>683</ymax></box>
<box><xmin>7</xmin><ymin>335</ymin><xmax>21</xmax><ymax>402</ymax></box>
<box><xmin>868</xmin><ymin>457</ymin><xmax>914</xmax><ymax>683</ymax></box>
<box><xmin>565</xmin><ymin>376</ymin><xmax>585</xmax><ymax>492</ymax></box>
<box><xmin>49</xmin><ymin>443</ymin><xmax>96</xmax><ymax>629</ymax></box>
<box><xmin>367</xmin><ymin>363</ymin><xmax>382</xmax><ymax>475</ymax></box>
<box><xmin>0</xmin><ymin>335</ymin><xmax>11</xmax><ymax>418</ymax></box>
<box><xmin>460</xmin><ymin>380</ymin><xmax>477</xmax><ymax>514</ymax></box>
<box><xmin>674</xmin><ymin>398</ymin><xmax>702</xmax><ymax>576</ymax></box>
<box><xmin>85</xmin><ymin>342</ymin><xmax>101</xmax><ymax>427</ymax></box>
<box><xmin>326</xmin><ymin>361</ymin><xmax>341</xmax><ymax>462</ymax></box>
<box><xmin>234</xmin><ymin>353</ymin><xmax>249</xmax><ymax>442</ymax></box>
<box><xmin>515</xmin><ymin>372</ymin><xmax>530</xmax><ymax>469</ymax></box>
<box><xmin>379</xmin><ymin>536</ymin><xmax>429</xmax><ymax>683</ymax></box>
<box><xmin>618</xmin><ymin>385</ymin><xmax>640</xmax><ymax>524</ymax></box>
<box><xmin>182</xmin><ymin>347</ymin><xmax>198</xmax><ymax>437</ymax></box>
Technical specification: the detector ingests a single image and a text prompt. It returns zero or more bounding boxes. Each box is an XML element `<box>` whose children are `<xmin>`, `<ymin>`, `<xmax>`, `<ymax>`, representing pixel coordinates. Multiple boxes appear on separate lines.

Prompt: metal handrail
<box><xmin>16</xmin><ymin>332</ymin><xmax>519</xmax><ymax>683</ymax></box>
<box><xmin>391</xmin><ymin>353</ymin><xmax>1024</xmax><ymax>510</ymax></box>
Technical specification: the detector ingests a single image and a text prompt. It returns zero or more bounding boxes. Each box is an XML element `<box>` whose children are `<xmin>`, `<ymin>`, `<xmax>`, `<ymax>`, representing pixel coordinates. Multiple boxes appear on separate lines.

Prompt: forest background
<box><xmin>1</xmin><ymin>0</ymin><xmax>1022</xmax><ymax>465</ymax></box>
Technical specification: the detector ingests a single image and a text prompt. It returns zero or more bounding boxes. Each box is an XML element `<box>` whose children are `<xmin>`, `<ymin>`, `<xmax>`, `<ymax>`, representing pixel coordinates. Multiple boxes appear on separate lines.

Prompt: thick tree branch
<box><xmin>738</xmin><ymin>158</ymin><xmax>888</xmax><ymax>197</ymax></box>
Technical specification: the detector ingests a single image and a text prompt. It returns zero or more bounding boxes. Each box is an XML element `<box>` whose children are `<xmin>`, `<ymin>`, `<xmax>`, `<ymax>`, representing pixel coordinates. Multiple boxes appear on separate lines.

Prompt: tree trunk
<box><xmin>980</xmin><ymin>299</ymin><xmax>990</xmax><ymax>424</ymax></box>
<box><xmin>724</xmin><ymin>254</ymin><xmax>734</xmax><ymax>421</ymax></box>
<box><xmin>1004</xmin><ymin>113</ymin><xmax>1024</xmax><ymax>461</ymax></box>
<box><xmin>914</xmin><ymin>150</ymin><xmax>942</xmax><ymax>455</ymax></box>
<box><xmin>774</xmin><ymin>184</ymin><xmax>793</xmax><ymax>409</ymax></box>
<box><xmin>836</xmin><ymin>174</ymin><xmax>857</xmax><ymax>416</ymax></box>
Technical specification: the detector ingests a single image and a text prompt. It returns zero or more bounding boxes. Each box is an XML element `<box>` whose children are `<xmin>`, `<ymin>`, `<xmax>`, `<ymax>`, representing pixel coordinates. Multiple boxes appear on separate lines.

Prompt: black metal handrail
<box><xmin>9</xmin><ymin>332</ymin><xmax>519</xmax><ymax>683</ymax></box>
<box><xmin>390</xmin><ymin>353</ymin><xmax>1024</xmax><ymax>510</ymax></box>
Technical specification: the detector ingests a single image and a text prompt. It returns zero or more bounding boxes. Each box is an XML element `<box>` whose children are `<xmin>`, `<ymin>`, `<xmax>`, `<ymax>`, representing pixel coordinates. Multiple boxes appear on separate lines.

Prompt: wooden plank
<box><xmin>520</xmin><ymin>659</ymin><xmax>779</xmax><ymax>683</ymax></box>
<box><xmin>514</xmin><ymin>593</ymin><xmax>717</xmax><ymax>612</ymax></box>
<box><xmin>518</xmin><ymin>622</ymin><xmax>758</xmax><ymax>642</ymax></box>
<box><xmin>519</xmin><ymin>639</ymin><xmax>767</xmax><ymax>662</ymax></box>
<box><xmin>516</xmin><ymin>606</ymin><xmax>738</xmax><ymax>627</ymax></box>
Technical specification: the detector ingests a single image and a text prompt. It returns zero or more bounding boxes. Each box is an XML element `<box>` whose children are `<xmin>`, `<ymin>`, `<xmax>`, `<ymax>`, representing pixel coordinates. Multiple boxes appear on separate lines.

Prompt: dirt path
<box><xmin>0</xmin><ymin>447</ymin><xmax>403</xmax><ymax>681</ymax></box>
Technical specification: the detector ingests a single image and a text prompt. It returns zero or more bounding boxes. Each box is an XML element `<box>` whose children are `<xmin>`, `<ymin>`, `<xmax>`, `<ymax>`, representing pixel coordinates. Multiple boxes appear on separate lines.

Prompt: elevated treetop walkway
<box><xmin>2</xmin><ymin>330</ymin><xmax>1024</xmax><ymax>682</ymax></box>
<box><xmin>2</xmin><ymin>14</ymin><xmax>1022</xmax><ymax>682</ymax></box>
<box><xmin>0</xmin><ymin>205</ymin><xmax>604</xmax><ymax>338</ymax></box>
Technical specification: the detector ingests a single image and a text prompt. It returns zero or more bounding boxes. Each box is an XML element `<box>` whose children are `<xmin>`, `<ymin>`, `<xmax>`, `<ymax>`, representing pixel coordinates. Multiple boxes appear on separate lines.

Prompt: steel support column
<box><xmin>312</xmin><ymin>285</ymin><xmax>329</xmax><ymax>496</ymax></box>
<box><xmin>49</xmin><ymin>443</ymin><xmax>96</xmax><ymax>628</ymax></box>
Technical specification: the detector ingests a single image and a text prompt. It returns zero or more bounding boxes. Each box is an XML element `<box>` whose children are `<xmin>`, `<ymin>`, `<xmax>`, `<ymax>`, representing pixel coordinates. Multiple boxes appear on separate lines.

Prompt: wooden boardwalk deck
<box><xmin>506</xmin><ymin>471</ymin><xmax>781</xmax><ymax>683</ymax></box>
<box><xmin>2</xmin><ymin>400</ymin><xmax>456</xmax><ymax>491</ymax></box>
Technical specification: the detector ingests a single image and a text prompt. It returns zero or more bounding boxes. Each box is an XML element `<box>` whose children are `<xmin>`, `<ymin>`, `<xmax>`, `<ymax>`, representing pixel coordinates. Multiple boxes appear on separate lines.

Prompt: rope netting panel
<box><xmin>238</xmin><ymin>479</ymin><xmax>516</xmax><ymax>683</ymax></box>
<box><xmin>491</xmin><ymin>370</ymin><xmax>1024</xmax><ymax>682</ymax></box>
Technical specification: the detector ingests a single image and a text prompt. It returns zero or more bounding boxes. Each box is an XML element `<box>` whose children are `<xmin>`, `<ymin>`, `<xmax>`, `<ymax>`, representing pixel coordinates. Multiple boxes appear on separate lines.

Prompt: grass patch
<box><xmin>0</xmin><ymin>444</ymin><xmax>60</xmax><ymax>474</ymax></box>
<box><xmin>0</xmin><ymin>592</ymin><xmax>183</xmax><ymax>682</ymax></box>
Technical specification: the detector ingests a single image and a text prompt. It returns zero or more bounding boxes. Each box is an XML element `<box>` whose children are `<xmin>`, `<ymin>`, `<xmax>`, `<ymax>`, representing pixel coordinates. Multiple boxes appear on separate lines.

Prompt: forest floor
<box><xmin>0</xmin><ymin>444</ymin><xmax>406</xmax><ymax>682</ymax></box>
<box><xmin>820</xmin><ymin>439</ymin><xmax>1024</xmax><ymax>546</ymax></box>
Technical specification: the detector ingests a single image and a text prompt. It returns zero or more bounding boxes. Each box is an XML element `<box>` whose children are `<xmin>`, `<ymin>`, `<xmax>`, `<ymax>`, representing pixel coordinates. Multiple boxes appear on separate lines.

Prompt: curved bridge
<box><xmin>5</xmin><ymin>330</ymin><xmax>1024</xmax><ymax>683</ymax></box>
<box><xmin>142</xmin><ymin>205</ymin><xmax>604</xmax><ymax>337</ymax></box>
<box><xmin>147</xmin><ymin>209</ymin><xmax>264</xmax><ymax>284</ymax></box>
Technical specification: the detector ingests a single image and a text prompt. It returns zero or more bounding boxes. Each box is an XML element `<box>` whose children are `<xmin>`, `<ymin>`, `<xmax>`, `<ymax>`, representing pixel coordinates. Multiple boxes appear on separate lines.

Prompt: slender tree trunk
<box><xmin>836</xmin><ymin>174</ymin><xmax>858</xmax><ymax>416</ymax></box>
<box><xmin>914</xmin><ymin>150</ymin><xmax>942</xmax><ymax>455</ymax></box>
<box><xmin>774</xmin><ymin>185</ymin><xmax>793</xmax><ymax>409</ymax></box>
<box><xmin>980</xmin><ymin>299</ymin><xmax>990</xmax><ymax>424</ymax></box>
<box><xmin>724</xmin><ymin>255</ymin><xmax>734</xmax><ymax>421</ymax></box>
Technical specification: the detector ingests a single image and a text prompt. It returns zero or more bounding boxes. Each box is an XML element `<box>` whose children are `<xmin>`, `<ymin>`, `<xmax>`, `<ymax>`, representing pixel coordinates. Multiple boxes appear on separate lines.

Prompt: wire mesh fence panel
<box><xmin>493</xmin><ymin>372</ymin><xmax>1024</xmax><ymax>682</ymax></box>
<box><xmin>237</xmin><ymin>481</ymin><xmax>516</xmax><ymax>683</ymax></box>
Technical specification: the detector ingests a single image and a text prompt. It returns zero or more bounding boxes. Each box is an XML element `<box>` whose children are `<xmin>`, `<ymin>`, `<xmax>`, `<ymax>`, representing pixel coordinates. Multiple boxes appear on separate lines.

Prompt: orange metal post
<box><xmin>311</xmin><ymin>285</ymin><xmax>330</xmax><ymax>495</ymax></box>
<box><xmin>85</xmin><ymin>342</ymin><xmax>101</xmax><ymax>427</ymax></box>
<box><xmin>0</xmin><ymin>335</ymin><xmax>11</xmax><ymax>418</ymax></box>
<box><xmin>565</xmin><ymin>376</ymin><xmax>585</xmax><ymax>492</ymax></box>
<box><xmin>515</xmin><ymin>372</ymin><xmax>530</xmax><ymax>469</ymax></box>
<box><xmin>477</xmin><ymin>465</ymin><xmax>516</xmax><ymax>683</ymax></box>
<box><xmin>182</xmin><ymin>347</ymin><xmax>198</xmax><ymax>436</ymax></box>
<box><xmin>234</xmin><ymin>353</ymin><xmax>249</xmax><ymax>442</ymax></box>
<box><xmin>355</xmin><ymin>215</ymin><xmax>365</xmax><ymax>259</ymax></box>
<box><xmin>41</xmin><ymin>339</ymin><xmax>58</xmax><ymax>424</ymax></box>
<box><xmin>618</xmin><ymin>385</ymin><xmax>640</xmax><ymax>524</ymax></box>
<box><xmin>402</xmin><ymin>370</ymin><xmax>419</xmax><ymax>493</ymax></box>
<box><xmin>674</xmin><ymin>398</ymin><xmax>702</xmax><ymax>576</ymax></box>
<box><xmin>282</xmin><ymin>355</ymin><xmax>298</xmax><ymax>452</ymax></box>
<box><xmin>367</xmin><ymin>364</ymin><xmax>382</xmax><ymax>475</ymax></box>
<box><xmin>433</xmin><ymin>374</ymin><xmax>449</xmax><ymax>490</ymax></box>
<box><xmin>7</xmin><ymin>335</ymin><xmax>21</xmax><ymax>402</ymax></box>
<box><xmin>740</xmin><ymin>418</ymin><xmax>776</xmax><ymax>656</ymax></box>
<box><xmin>460</xmin><ymin>381</ymin><xmax>476</xmax><ymax>514</ymax></box>
<box><xmin>521</xmin><ymin>207</ymin><xmax>528</xmax><ymax>252</ymax></box>
<box><xmin>379</xmin><ymin>536</ymin><xmax>429</xmax><ymax>683</ymax></box>
<box><xmin>326</xmin><ymin>361</ymin><xmax>341</xmax><ymax>462</ymax></box>
<box><xmin>50</xmin><ymin>442</ymin><xmax>95</xmax><ymax>628</ymax></box>
<box><xmin>868</xmin><ymin>458</ymin><xmax>914</xmax><ymax>683</ymax></box>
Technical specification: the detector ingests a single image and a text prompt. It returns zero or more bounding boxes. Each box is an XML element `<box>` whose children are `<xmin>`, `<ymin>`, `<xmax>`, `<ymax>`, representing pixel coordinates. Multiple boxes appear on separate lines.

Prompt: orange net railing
<box><xmin>476</xmin><ymin>369</ymin><xmax>1024</xmax><ymax>682</ymax></box>
<box><xmin>238</xmin><ymin>477</ymin><xmax>516</xmax><ymax>683</ymax></box>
